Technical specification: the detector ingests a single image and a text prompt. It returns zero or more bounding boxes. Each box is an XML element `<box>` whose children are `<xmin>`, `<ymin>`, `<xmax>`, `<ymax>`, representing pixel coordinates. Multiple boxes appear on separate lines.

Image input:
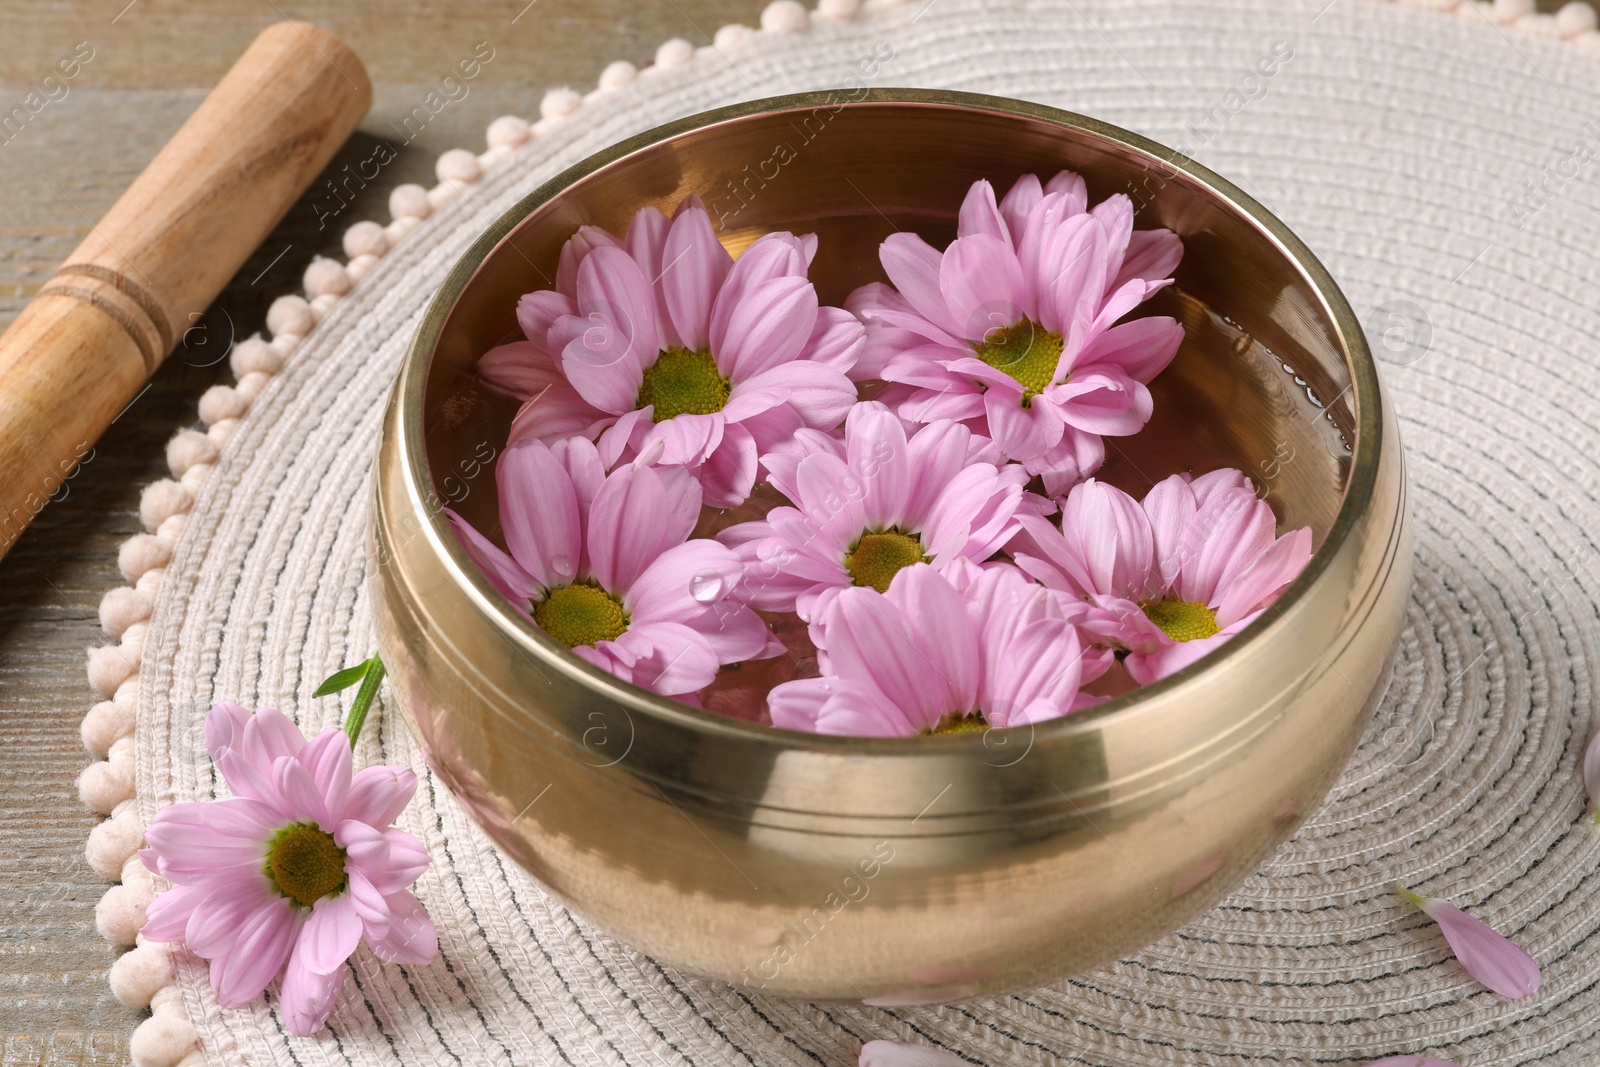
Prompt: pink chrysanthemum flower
<box><xmin>446</xmin><ymin>436</ymin><xmax>781</xmax><ymax>696</ymax></box>
<box><xmin>767</xmin><ymin>562</ymin><xmax>1098</xmax><ymax>737</ymax></box>
<box><xmin>478</xmin><ymin>197</ymin><xmax>865</xmax><ymax>507</ymax></box>
<box><xmin>1008</xmin><ymin>469</ymin><xmax>1312</xmax><ymax>685</ymax></box>
<box><xmin>848</xmin><ymin>170</ymin><xmax>1185</xmax><ymax>494</ymax></box>
<box><xmin>139</xmin><ymin>702</ymin><xmax>435</xmax><ymax>1035</ymax></box>
<box><xmin>720</xmin><ymin>402</ymin><xmax>1038</xmax><ymax>629</ymax></box>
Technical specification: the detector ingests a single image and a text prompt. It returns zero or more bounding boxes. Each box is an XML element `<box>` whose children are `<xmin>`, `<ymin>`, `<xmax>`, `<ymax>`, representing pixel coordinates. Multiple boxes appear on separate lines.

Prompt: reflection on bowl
<box><xmin>371</xmin><ymin>89</ymin><xmax>1411</xmax><ymax>1001</ymax></box>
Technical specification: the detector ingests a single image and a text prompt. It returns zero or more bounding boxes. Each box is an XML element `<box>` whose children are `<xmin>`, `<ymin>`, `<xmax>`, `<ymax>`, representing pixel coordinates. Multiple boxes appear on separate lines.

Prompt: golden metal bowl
<box><xmin>371</xmin><ymin>89</ymin><xmax>1411</xmax><ymax>1002</ymax></box>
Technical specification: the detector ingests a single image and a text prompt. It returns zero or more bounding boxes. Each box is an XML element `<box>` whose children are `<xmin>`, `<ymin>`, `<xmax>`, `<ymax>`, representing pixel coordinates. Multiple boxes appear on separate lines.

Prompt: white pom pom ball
<box><xmin>87</xmin><ymin>642</ymin><xmax>139</xmax><ymax>697</ymax></box>
<box><xmin>208</xmin><ymin>417</ymin><xmax>241</xmax><ymax>447</ymax></box>
<box><xmin>164</xmin><ymin>429</ymin><xmax>218</xmax><ymax>477</ymax></box>
<box><xmin>197</xmin><ymin>385</ymin><xmax>247</xmax><ymax>426</ymax></box>
<box><xmin>118</xmin><ymin>533</ymin><xmax>171</xmax><ymax>582</ymax></box>
<box><xmin>598</xmin><ymin>60</ymin><xmax>637</xmax><ymax>90</ymax></box>
<box><xmin>265</xmin><ymin>294</ymin><xmax>314</xmax><ymax>338</ymax></box>
<box><xmin>98</xmin><ymin>586</ymin><xmax>151</xmax><ymax>638</ymax></box>
<box><xmin>233</xmin><ymin>370</ymin><xmax>272</xmax><ymax>404</ymax></box>
<box><xmin>178</xmin><ymin>463</ymin><xmax>212</xmax><ymax>497</ymax></box>
<box><xmin>227</xmin><ymin>335</ymin><xmax>282</xmax><ymax>378</ymax></box>
<box><xmin>174</xmin><ymin>1051</ymin><xmax>207</xmax><ymax>1067</ymax></box>
<box><xmin>96</xmin><ymin>883</ymin><xmax>145</xmax><ymax>944</ymax></box>
<box><xmin>436</xmin><ymin>148</ymin><xmax>481</xmax><ymax>184</ymax></box>
<box><xmin>1490</xmin><ymin>0</ymin><xmax>1534</xmax><ymax>19</ymax></box>
<box><xmin>130</xmin><ymin>1012</ymin><xmax>198</xmax><ymax>1067</ymax></box>
<box><xmin>426</xmin><ymin>182</ymin><xmax>460</xmax><ymax>210</ymax></box>
<box><xmin>110</xmin><ymin>943</ymin><xmax>174</xmax><ymax>1009</ymax></box>
<box><xmin>345</xmin><ymin>253</ymin><xmax>381</xmax><ymax>284</ymax></box>
<box><xmin>82</xmin><ymin>699</ymin><xmax>136</xmax><ymax>758</ymax></box>
<box><xmin>389</xmin><ymin>183</ymin><xmax>431</xmax><ymax>220</ymax></box>
<box><xmin>655</xmin><ymin>38</ymin><xmax>695</xmax><ymax>67</ymax></box>
<box><xmin>341</xmin><ymin>219</ymin><xmax>389</xmax><ymax>258</ymax></box>
<box><xmin>138</xmin><ymin>480</ymin><xmax>190</xmax><ymax>533</ymax></box>
<box><xmin>79</xmin><ymin>757</ymin><xmax>134</xmax><ymax>814</ymax></box>
<box><xmin>487</xmin><ymin>114</ymin><xmax>532</xmax><ymax>149</ymax></box>
<box><xmin>540</xmin><ymin>87</ymin><xmax>583</xmax><ymax>118</ymax></box>
<box><xmin>386</xmin><ymin>215</ymin><xmax>422</xmax><ymax>244</ymax></box>
<box><xmin>150</xmin><ymin>984</ymin><xmax>186</xmax><ymax>1015</ymax></box>
<box><xmin>302</xmin><ymin>256</ymin><xmax>350</xmax><ymax>300</ymax></box>
<box><xmin>714</xmin><ymin>23</ymin><xmax>753</xmax><ymax>48</ymax></box>
<box><xmin>86</xmin><ymin>809</ymin><xmax>142</xmax><ymax>880</ymax></box>
<box><xmin>1557</xmin><ymin>0</ymin><xmax>1599</xmax><ymax>34</ymax></box>
<box><xmin>761</xmin><ymin>0</ymin><xmax>809</xmax><ymax>31</ymax></box>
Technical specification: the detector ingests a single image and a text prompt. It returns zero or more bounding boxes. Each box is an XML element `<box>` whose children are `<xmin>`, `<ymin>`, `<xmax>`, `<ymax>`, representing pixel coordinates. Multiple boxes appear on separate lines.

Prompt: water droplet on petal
<box><xmin>690</xmin><ymin>572</ymin><xmax>726</xmax><ymax>603</ymax></box>
<box><xmin>551</xmin><ymin>555</ymin><xmax>575</xmax><ymax>581</ymax></box>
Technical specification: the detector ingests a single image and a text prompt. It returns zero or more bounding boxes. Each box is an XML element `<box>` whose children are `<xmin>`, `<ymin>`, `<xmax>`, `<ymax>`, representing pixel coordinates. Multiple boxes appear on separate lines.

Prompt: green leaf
<box><xmin>314</xmin><ymin>658</ymin><xmax>372</xmax><ymax>698</ymax></box>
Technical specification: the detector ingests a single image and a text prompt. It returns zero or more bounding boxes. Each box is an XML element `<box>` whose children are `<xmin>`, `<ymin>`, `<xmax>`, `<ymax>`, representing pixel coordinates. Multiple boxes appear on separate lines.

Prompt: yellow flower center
<box><xmin>636</xmin><ymin>347</ymin><xmax>731</xmax><ymax>422</ymax></box>
<box><xmin>534</xmin><ymin>582</ymin><xmax>629</xmax><ymax>648</ymax></box>
<box><xmin>844</xmin><ymin>530</ymin><xmax>928</xmax><ymax>593</ymax></box>
<box><xmin>265</xmin><ymin>823</ymin><xmax>348</xmax><ymax>909</ymax></box>
<box><xmin>1142</xmin><ymin>598</ymin><xmax>1220</xmax><ymax>643</ymax></box>
<box><xmin>926</xmin><ymin>711</ymin><xmax>988</xmax><ymax>736</ymax></box>
<box><xmin>975</xmin><ymin>319</ymin><xmax>1064</xmax><ymax>403</ymax></box>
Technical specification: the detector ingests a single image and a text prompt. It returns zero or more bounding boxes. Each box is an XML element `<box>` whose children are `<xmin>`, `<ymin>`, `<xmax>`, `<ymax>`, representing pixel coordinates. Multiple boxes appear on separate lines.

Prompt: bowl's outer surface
<box><xmin>371</xmin><ymin>90</ymin><xmax>1412</xmax><ymax>1002</ymax></box>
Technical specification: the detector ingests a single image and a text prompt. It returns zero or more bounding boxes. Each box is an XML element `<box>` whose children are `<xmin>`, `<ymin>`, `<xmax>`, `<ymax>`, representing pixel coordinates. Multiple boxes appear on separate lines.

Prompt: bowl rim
<box><xmin>389</xmin><ymin>86</ymin><xmax>1386</xmax><ymax>752</ymax></box>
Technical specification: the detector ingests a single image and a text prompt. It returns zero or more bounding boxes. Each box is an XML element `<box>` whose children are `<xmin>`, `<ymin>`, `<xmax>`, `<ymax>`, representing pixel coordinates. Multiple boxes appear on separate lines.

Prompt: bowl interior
<box><xmin>418</xmin><ymin>92</ymin><xmax>1359</xmax><ymax>717</ymax></box>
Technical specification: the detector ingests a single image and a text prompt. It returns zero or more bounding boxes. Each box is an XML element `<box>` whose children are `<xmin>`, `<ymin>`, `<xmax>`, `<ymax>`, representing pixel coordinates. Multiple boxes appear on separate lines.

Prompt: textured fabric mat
<box><xmin>130</xmin><ymin>1</ymin><xmax>1600</xmax><ymax>1063</ymax></box>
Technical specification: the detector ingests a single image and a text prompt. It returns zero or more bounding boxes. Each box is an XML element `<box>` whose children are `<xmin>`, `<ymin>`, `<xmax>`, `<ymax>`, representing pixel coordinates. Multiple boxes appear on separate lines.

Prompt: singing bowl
<box><xmin>371</xmin><ymin>89</ymin><xmax>1411</xmax><ymax>1001</ymax></box>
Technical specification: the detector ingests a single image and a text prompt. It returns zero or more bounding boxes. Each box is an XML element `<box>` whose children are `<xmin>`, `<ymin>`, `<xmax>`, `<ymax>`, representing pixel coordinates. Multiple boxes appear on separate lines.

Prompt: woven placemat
<box><xmin>80</xmin><ymin>0</ymin><xmax>1600</xmax><ymax>1063</ymax></box>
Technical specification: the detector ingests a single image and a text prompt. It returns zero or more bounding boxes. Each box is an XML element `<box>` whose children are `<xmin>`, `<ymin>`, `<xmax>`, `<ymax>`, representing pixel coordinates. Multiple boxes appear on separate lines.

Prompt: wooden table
<box><xmin>0</xmin><ymin>0</ymin><xmax>1571</xmax><ymax>1059</ymax></box>
<box><xmin>0</xmin><ymin>1</ymin><xmax>756</xmax><ymax>1056</ymax></box>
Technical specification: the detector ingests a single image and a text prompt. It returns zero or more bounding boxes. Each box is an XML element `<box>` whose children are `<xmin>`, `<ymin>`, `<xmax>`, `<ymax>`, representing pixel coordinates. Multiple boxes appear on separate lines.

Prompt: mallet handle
<box><xmin>0</xmin><ymin>22</ymin><xmax>371</xmax><ymax>556</ymax></box>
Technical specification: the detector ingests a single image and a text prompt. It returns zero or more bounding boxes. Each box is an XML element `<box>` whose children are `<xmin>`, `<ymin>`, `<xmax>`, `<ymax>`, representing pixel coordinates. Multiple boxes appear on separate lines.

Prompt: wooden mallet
<box><xmin>0</xmin><ymin>22</ymin><xmax>372</xmax><ymax>558</ymax></box>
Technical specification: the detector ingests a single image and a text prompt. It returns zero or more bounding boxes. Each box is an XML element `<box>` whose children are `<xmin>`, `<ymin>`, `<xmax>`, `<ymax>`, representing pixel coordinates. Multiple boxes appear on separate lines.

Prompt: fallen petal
<box><xmin>859</xmin><ymin>1040</ymin><xmax>968</xmax><ymax>1067</ymax></box>
<box><xmin>1399</xmin><ymin>885</ymin><xmax>1541</xmax><ymax>999</ymax></box>
<box><xmin>1583</xmin><ymin>727</ymin><xmax>1600</xmax><ymax>823</ymax></box>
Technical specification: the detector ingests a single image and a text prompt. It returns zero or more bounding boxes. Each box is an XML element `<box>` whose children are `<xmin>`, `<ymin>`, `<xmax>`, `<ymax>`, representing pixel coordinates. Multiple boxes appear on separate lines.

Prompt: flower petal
<box><xmin>699</xmin><ymin>421</ymin><xmax>760</xmax><ymax>508</ymax></box>
<box><xmin>206</xmin><ymin>892</ymin><xmax>300</xmax><ymax>1007</ymax></box>
<box><xmin>617</xmin><ymin>622</ymin><xmax>722</xmax><ymax>696</ymax></box>
<box><xmin>498</xmin><ymin>438</ymin><xmax>583</xmax><ymax>588</ymax></box>
<box><xmin>140</xmin><ymin>883</ymin><xmax>208</xmax><ymax>943</ymax></box>
<box><xmin>575</xmin><ymin>244</ymin><xmax>661</xmax><ymax>362</ymax></box>
<box><xmin>517</xmin><ymin>289</ymin><xmax>578</xmax><ymax>351</ymax></box>
<box><xmin>278</xmin><ymin>939</ymin><xmax>345</xmax><ymax>1036</ymax></box>
<box><xmin>660</xmin><ymin>203</ymin><xmax>733</xmax><ymax>350</ymax></box>
<box><xmin>272</xmin><ymin>754</ymin><xmax>335</xmax><ymax>828</ymax></box>
<box><xmin>588</xmin><ymin>463</ymin><xmax>695</xmax><ymax>595</ymax></box>
<box><xmin>1584</xmin><ymin>728</ymin><xmax>1600</xmax><ymax>816</ymax></box>
<box><xmin>298</xmin><ymin>728</ymin><xmax>352</xmax><ymax>824</ymax></box>
<box><xmin>711</xmin><ymin>275</ymin><xmax>819</xmax><ymax>381</ymax></box>
<box><xmin>555</xmin><ymin>223</ymin><xmax>622</xmax><ymax>295</ymax></box>
<box><xmin>957</xmin><ymin>178</ymin><xmax>1011</xmax><ymax>247</ymax></box>
<box><xmin>1212</xmin><ymin>525</ymin><xmax>1313</xmax><ymax>628</ymax></box>
<box><xmin>859</xmin><ymin>1040</ymin><xmax>968</xmax><ymax>1067</ymax></box>
<box><xmin>1418</xmin><ymin>892</ymin><xmax>1541</xmax><ymax>999</ymax></box>
<box><xmin>879</xmin><ymin>232</ymin><xmax>968</xmax><ymax>340</ymax></box>
<box><xmin>625</xmin><ymin>539</ymin><xmax>743</xmax><ymax>624</ymax></box>
<box><xmin>298</xmin><ymin>889</ymin><xmax>363</xmax><ymax>975</ymax></box>
<box><xmin>143</xmin><ymin>798</ymin><xmax>276</xmax><ymax>881</ymax></box>
<box><xmin>344</xmin><ymin>766</ymin><xmax>419</xmax><ymax>828</ymax></box>
<box><xmin>800</xmin><ymin>305</ymin><xmax>866</xmax><ymax>372</ymax></box>
<box><xmin>939</xmin><ymin>233</ymin><xmax>1027</xmax><ymax>340</ymax></box>
<box><xmin>445</xmin><ymin>508</ymin><xmax>537</xmax><ymax>610</ymax></box>
<box><xmin>367</xmin><ymin>889</ymin><xmax>438</xmax><ymax>966</ymax></box>
<box><xmin>507</xmin><ymin>385</ymin><xmax>607</xmax><ymax>448</ymax></box>
<box><xmin>203</xmin><ymin>701</ymin><xmax>258</xmax><ymax>766</ymax></box>
<box><xmin>623</xmin><ymin>205</ymin><xmax>679</xmax><ymax>348</ymax></box>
